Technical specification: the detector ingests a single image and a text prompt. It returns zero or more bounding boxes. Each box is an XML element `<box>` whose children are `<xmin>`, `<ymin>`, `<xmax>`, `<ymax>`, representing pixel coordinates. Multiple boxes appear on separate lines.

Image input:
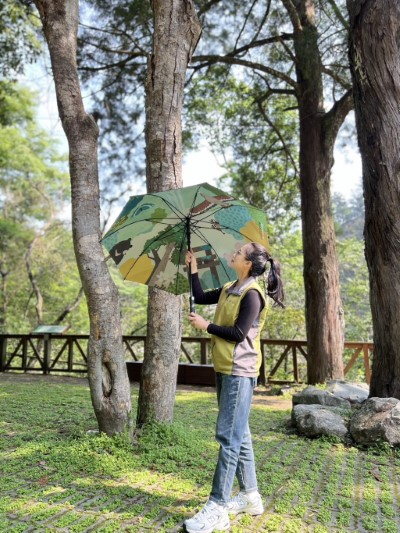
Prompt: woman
<box><xmin>184</xmin><ymin>242</ymin><xmax>284</xmax><ymax>533</ymax></box>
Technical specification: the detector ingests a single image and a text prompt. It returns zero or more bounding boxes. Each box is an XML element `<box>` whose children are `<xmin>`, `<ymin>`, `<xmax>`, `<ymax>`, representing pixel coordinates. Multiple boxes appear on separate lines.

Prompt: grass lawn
<box><xmin>1</xmin><ymin>374</ymin><xmax>400</xmax><ymax>532</ymax></box>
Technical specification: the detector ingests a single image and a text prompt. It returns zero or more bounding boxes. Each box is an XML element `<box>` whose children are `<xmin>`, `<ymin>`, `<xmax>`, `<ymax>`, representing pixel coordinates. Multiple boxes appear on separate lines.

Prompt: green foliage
<box><xmin>333</xmin><ymin>189</ymin><xmax>364</xmax><ymax>240</ymax></box>
<box><xmin>2</xmin><ymin>376</ymin><xmax>400</xmax><ymax>532</ymax></box>
<box><xmin>78</xmin><ymin>0</ymin><xmax>152</xmax><ymax>189</ymax></box>
<box><xmin>0</xmin><ymin>0</ymin><xmax>42</xmax><ymax>77</ymax></box>
<box><xmin>0</xmin><ymin>82</ymin><xmax>89</xmax><ymax>333</ymax></box>
<box><xmin>337</xmin><ymin>237</ymin><xmax>371</xmax><ymax>341</ymax></box>
<box><xmin>261</xmin><ymin>190</ymin><xmax>371</xmax><ymax>340</ymax></box>
<box><xmin>186</xmin><ymin>73</ymin><xmax>300</xmax><ymax>234</ymax></box>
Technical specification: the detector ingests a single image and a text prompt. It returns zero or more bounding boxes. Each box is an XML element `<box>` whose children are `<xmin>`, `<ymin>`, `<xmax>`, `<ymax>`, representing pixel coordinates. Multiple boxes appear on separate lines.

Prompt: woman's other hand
<box><xmin>189</xmin><ymin>312</ymin><xmax>210</xmax><ymax>331</ymax></box>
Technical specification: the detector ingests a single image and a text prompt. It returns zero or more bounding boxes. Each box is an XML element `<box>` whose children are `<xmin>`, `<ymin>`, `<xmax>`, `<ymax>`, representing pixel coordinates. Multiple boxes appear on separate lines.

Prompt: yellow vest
<box><xmin>211</xmin><ymin>278</ymin><xmax>267</xmax><ymax>376</ymax></box>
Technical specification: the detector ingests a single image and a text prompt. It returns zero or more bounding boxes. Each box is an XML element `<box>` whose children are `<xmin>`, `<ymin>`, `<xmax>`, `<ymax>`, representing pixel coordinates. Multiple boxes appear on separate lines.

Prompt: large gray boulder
<box><xmin>326</xmin><ymin>380</ymin><xmax>369</xmax><ymax>405</ymax></box>
<box><xmin>350</xmin><ymin>397</ymin><xmax>400</xmax><ymax>445</ymax></box>
<box><xmin>292</xmin><ymin>404</ymin><xmax>349</xmax><ymax>439</ymax></box>
<box><xmin>292</xmin><ymin>385</ymin><xmax>351</xmax><ymax>409</ymax></box>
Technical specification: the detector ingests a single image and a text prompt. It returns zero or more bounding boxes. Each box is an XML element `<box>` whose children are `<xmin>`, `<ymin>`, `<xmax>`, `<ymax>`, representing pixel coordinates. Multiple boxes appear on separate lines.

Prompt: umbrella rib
<box><xmin>175</xmin><ymin>225</ymin><xmax>190</xmax><ymax>295</ymax></box>
<box><xmin>145</xmin><ymin>192</ymin><xmax>189</xmax><ymax>221</ymax></box>
<box><xmin>187</xmin><ymin>183</ymin><xmax>204</xmax><ymax>219</ymax></box>
<box><xmin>190</xmin><ymin>224</ymin><xmax>236</xmax><ymax>283</ymax></box>
<box><xmin>102</xmin><ymin>216</ymin><xmax>186</xmax><ymax>240</ymax></box>
<box><xmin>191</xmin><ymin>220</ymin><xmax>250</xmax><ymax>240</ymax></box>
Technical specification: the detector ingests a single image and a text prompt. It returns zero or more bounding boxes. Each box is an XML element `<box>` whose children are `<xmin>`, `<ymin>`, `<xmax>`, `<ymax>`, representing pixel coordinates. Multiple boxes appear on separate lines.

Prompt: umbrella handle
<box><xmin>189</xmin><ymin>295</ymin><xmax>195</xmax><ymax>314</ymax></box>
<box><xmin>188</xmin><ymin>262</ymin><xmax>196</xmax><ymax>314</ymax></box>
<box><xmin>186</xmin><ymin>224</ymin><xmax>195</xmax><ymax>313</ymax></box>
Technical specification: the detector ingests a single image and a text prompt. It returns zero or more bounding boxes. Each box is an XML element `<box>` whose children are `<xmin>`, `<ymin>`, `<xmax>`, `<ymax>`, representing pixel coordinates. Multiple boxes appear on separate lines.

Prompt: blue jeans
<box><xmin>210</xmin><ymin>373</ymin><xmax>258</xmax><ymax>505</ymax></box>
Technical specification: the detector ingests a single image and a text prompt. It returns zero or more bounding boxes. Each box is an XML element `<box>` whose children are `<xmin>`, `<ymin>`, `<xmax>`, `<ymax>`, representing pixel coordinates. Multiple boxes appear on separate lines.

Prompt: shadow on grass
<box><xmin>1</xmin><ymin>377</ymin><xmax>400</xmax><ymax>533</ymax></box>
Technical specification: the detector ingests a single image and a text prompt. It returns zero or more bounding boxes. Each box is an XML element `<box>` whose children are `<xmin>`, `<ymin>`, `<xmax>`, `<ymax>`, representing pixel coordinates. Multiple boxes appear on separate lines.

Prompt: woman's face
<box><xmin>231</xmin><ymin>244</ymin><xmax>253</xmax><ymax>275</ymax></box>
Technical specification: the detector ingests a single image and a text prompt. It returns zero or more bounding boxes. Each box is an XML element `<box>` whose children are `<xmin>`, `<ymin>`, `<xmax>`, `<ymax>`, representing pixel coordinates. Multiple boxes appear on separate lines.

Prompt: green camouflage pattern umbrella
<box><xmin>102</xmin><ymin>183</ymin><xmax>270</xmax><ymax>306</ymax></box>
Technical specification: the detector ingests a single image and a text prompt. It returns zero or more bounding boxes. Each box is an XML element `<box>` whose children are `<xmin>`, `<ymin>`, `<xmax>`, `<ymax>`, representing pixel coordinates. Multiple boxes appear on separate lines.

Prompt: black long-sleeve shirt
<box><xmin>191</xmin><ymin>273</ymin><xmax>264</xmax><ymax>343</ymax></box>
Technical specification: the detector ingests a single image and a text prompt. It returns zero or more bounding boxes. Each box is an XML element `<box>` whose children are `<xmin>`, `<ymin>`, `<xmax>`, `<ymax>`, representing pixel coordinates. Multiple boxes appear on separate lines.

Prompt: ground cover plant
<box><xmin>1</xmin><ymin>375</ymin><xmax>400</xmax><ymax>532</ymax></box>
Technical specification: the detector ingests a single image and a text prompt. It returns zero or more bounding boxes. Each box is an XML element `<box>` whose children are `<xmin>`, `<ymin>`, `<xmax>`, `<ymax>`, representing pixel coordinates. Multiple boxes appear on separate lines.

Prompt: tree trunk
<box><xmin>288</xmin><ymin>0</ymin><xmax>350</xmax><ymax>383</ymax></box>
<box><xmin>33</xmin><ymin>0</ymin><xmax>132</xmax><ymax>435</ymax></box>
<box><xmin>348</xmin><ymin>0</ymin><xmax>400</xmax><ymax>398</ymax></box>
<box><xmin>0</xmin><ymin>267</ymin><xmax>7</xmax><ymax>332</ymax></box>
<box><xmin>136</xmin><ymin>0</ymin><xmax>201</xmax><ymax>426</ymax></box>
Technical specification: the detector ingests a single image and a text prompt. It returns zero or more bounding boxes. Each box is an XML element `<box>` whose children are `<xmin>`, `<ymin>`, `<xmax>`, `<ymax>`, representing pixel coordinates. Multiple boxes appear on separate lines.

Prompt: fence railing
<box><xmin>0</xmin><ymin>334</ymin><xmax>373</xmax><ymax>385</ymax></box>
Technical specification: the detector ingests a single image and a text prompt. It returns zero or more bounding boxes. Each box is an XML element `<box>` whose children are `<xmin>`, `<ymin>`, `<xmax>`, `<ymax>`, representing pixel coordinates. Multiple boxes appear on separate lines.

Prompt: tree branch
<box><xmin>233</xmin><ymin>0</ymin><xmax>259</xmax><ymax>51</ymax></box>
<box><xmin>54</xmin><ymin>286</ymin><xmax>85</xmax><ymax>324</ymax></box>
<box><xmin>227</xmin><ymin>33</ymin><xmax>294</xmax><ymax>57</ymax></box>
<box><xmin>247</xmin><ymin>0</ymin><xmax>272</xmax><ymax>45</ymax></box>
<box><xmin>257</xmin><ymin>100</ymin><xmax>299</xmax><ymax>178</ymax></box>
<box><xmin>280</xmin><ymin>0</ymin><xmax>302</xmax><ymax>31</ymax></box>
<box><xmin>321</xmin><ymin>65</ymin><xmax>352</xmax><ymax>90</ymax></box>
<box><xmin>78</xmin><ymin>58</ymin><xmax>145</xmax><ymax>72</ymax></box>
<box><xmin>197</xmin><ymin>0</ymin><xmax>223</xmax><ymax>17</ymax></box>
<box><xmin>78</xmin><ymin>39</ymin><xmax>146</xmax><ymax>58</ymax></box>
<box><xmin>323</xmin><ymin>88</ymin><xmax>353</xmax><ymax>146</ymax></box>
<box><xmin>190</xmin><ymin>55</ymin><xmax>298</xmax><ymax>88</ymax></box>
<box><xmin>325</xmin><ymin>0</ymin><xmax>349</xmax><ymax>30</ymax></box>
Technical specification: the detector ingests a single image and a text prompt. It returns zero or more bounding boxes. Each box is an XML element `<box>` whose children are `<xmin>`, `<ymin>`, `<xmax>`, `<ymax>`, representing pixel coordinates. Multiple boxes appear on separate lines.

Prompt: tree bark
<box><xmin>348</xmin><ymin>0</ymin><xmax>400</xmax><ymax>398</ymax></box>
<box><xmin>136</xmin><ymin>0</ymin><xmax>201</xmax><ymax>426</ymax></box>
<box><xmin>289</xmin><ymin>0</ymin><xmax>349</xmax><ymax>383</ymax></box>
<box><xmin>0</xmin><ymin>266</ymin><xmax>8</xmax><ymax>332</ymax></box>
<box><xmin>33</xmin><ymin>0</ymin><xmax>132</xmax><ymax>435</ymax></box>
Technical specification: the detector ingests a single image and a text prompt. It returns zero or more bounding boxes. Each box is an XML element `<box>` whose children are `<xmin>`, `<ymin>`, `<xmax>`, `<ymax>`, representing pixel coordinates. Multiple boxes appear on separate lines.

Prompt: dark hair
<box><xmin>245</xmin><ymin>242</ymin><xmax>285</xmax><ymax>308</ymax></box>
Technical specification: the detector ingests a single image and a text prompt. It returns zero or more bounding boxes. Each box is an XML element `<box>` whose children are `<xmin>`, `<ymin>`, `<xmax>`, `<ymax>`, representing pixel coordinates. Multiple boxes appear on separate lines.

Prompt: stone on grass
<box><xmin>292</xmin><ymin>404</ymin><xmax>349</xmax><ymax>439</ymax></box>
<box><xmin>350</xmin><ymin>397</ymin><xmax>400</xmax><ymax>446</ymax></box>
<box><xmin>326</xmin><ymin>380</ymin><xmax>369</xmax><ymax>405</ymax></box>
<box><xmin>292</xmin><ymin>385</ymin><xmax>351</xmax><ymax>409</ymax></box>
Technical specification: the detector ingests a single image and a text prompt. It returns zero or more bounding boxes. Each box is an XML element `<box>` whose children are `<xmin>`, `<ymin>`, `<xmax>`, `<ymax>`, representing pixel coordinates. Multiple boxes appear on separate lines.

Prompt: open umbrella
<box><xmin>101</xmin><ymin>183</ymin><xmax>270</xmax><ymax>312</ymax></box>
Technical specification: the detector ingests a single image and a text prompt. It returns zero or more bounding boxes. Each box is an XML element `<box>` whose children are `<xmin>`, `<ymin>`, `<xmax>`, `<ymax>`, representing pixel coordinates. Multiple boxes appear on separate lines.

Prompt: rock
<box><xmin>278</xmin><ymin>385</ymin><xmax>298</xmax><ymax>396</ymax></box>
<box><xmin>292</xmin><ymin>404</ymin><xmax>349</xmax><ymax>439</ymax></box>
<box><xmin>326</xmin><ymin>380</ymin><xmax>369</xmax><ymax>404</ymax></box>
<box><xmin>292</xmin><ymin>385</ymin><xmax>351</xmax><ymax>409</ymax></box>
<box><xmin>350</xmin><ymin>397</ymin><xmax>400</xmax><ymax>445</ymax></box>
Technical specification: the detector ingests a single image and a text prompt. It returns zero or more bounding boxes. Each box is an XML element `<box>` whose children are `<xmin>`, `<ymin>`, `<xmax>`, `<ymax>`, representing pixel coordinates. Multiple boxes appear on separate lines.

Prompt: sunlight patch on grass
<box><xmin>1</xmin><ymin>377</ymin><xmax>400</xmax><ymax>532</ymax></box>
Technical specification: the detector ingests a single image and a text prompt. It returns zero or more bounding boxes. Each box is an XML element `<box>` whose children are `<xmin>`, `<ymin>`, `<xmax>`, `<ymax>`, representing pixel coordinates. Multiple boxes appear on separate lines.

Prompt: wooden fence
<box><xmin>0</xmin><ymin>333</ymin><xmax>373</xmax><ymax>386</ymax></box>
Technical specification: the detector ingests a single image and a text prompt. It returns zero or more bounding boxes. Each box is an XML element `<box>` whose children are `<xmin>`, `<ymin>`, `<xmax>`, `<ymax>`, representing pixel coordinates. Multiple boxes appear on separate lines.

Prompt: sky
<box><xmin>183</xmin><ymin>136</ymin><xmax>362</xmax><ymax>198</ymax></box>
<box><xmin>28</xmin><ymin>63</ymin><xmax>362</xmax><ymax>202</ymax></box>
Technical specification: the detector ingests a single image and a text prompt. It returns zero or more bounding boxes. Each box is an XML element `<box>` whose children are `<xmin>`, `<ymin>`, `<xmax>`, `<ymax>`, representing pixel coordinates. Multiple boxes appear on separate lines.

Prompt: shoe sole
<box><xmin>228</xmin><ymin>505</ymin><xmax>264</xmax><ymax>516</ymax></box>
<box><xmin>184</xmin><ymin>517</ymin><xmax>230</xmax><ymax>533</ymax></box>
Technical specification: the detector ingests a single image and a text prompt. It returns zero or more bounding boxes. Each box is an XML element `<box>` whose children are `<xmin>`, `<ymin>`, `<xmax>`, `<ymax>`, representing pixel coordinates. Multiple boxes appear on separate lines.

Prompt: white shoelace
<box><xmin>195</xmin><ymin>502</ymin><xmax>222</xmax><ymax>521</ymax></box>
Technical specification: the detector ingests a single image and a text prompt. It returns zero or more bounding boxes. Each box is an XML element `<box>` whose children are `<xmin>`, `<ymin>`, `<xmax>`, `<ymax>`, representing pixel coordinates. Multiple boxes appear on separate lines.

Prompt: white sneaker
<box><xmin>226</xmin><ymin>491</ymin><xmax>264</xmax><ymax>515</ymax></box>
<box><xmin>184</xmin><ymin>500</ymin><xmax>230</xmax><ymax>533</ymax></box>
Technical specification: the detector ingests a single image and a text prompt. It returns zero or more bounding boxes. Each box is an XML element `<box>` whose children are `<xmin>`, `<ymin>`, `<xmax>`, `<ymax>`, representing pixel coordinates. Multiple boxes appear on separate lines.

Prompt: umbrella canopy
<box><xmin>102</xmin><ymin>183</ymin><xmax>270</xmax><ymax>299</ymax></box>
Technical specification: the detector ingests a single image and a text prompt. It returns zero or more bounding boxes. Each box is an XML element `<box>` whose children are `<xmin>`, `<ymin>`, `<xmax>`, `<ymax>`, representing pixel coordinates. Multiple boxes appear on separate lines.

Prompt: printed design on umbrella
<box><xmin>101</xmin><ymin>182</ymin><xmax>270</xmax><ymax>296</ymax></box>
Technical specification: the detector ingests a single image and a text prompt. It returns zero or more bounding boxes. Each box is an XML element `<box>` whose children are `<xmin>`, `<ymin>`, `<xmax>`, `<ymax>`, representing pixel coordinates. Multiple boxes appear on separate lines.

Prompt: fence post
<box><xmin>22</xmin><ymin>337</ymin><xmax>28</xmax><ymax>371</ymax></box>
<box><xmin>68</xmin><ymin>337</ymin><xmax>74</xmax><ymax>372</ymax></box>
<box><xmin>43</xmin><ymin>334</ymin><xmax>51</xmax><ymax>375</ymax></box>
<box><xmin>363</xmin><ymin>343</ymin><xmax>371</xmax><ymax>384</ymax></box>
<box><xmin>292</xmin><ymin>344</ymin><xmax>299</xmax><ymax>382</ymax></box>
<box><xmin>200</xmin><ymin>338</ymin><xmax>208</xmax><ymax>365</ymax></box>
<box><xmin>0</xmin><ymin>336</ymin><xmax>6</xmax><ymax>372</ymax></box>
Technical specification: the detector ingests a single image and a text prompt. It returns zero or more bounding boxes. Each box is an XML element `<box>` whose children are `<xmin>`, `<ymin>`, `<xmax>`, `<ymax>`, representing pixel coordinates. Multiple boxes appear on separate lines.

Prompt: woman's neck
<box><xmin>237</xmin><ymin>273</ymin><xmax>251</xmax><ymax>284</ymax></box>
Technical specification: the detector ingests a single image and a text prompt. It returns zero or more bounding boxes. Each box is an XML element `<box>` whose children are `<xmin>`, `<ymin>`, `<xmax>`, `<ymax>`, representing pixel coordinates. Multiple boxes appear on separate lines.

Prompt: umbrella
<box><xmin>101</xmin><ymin>182</ymin><xmax>270</xmax><ymax>312</ymax></box>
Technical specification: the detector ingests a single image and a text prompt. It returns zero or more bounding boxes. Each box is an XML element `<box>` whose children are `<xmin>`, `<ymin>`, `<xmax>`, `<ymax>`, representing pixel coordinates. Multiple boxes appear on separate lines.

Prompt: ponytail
<box><xmin>265</xmin><ymin>258</ymin><xmax>285</xmax><ymax>308</ymax></box>
<box><xmin>245</xmin><ymin>242</ymin><xmax>285</xmax><ymax>308</ymax></box>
